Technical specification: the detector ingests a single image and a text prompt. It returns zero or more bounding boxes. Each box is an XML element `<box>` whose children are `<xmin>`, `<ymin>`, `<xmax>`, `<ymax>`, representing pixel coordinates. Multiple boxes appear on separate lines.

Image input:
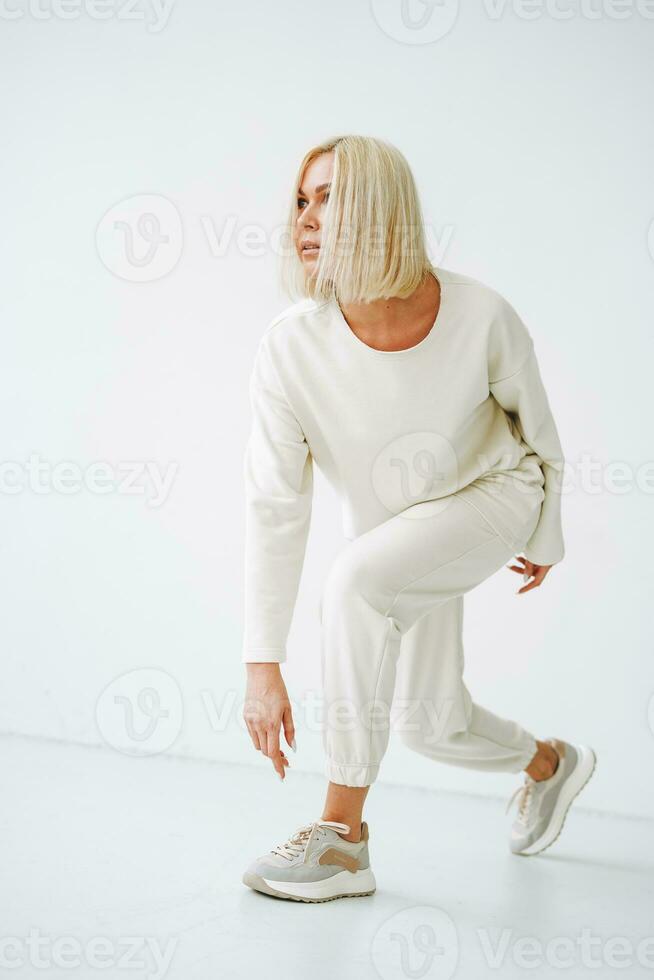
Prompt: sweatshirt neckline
<box><xmin>332</xmin><ymin>265</ymin><xmax>447</xmax><ymax>357</ymax></box>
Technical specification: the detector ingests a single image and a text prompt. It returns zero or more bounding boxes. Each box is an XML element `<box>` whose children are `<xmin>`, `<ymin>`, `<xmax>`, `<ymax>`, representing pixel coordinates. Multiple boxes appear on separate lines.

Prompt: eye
<box><xmin>297</xmin><ymin>197</ymin><xmax>308</xmax><ymax>209</ymax></box>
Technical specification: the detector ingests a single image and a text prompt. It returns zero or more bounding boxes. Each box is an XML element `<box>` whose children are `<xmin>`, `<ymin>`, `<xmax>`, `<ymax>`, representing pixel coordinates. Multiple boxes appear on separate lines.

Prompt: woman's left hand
<box><xmin>506</xmin><ymin>556</ymin><xmax>553</xmax><ymax>594</ymax></box>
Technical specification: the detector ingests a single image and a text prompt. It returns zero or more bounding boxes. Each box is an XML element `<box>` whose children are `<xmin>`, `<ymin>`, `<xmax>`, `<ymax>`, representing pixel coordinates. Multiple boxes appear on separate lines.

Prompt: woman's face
<box><xmin>294</xmin><ymin>151</ymin><xmax>334</xmax><ymax>269</ymax></box>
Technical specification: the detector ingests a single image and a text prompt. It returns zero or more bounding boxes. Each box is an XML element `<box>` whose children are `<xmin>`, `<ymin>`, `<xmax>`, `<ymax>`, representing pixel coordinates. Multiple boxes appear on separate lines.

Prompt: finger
<box><xmin>266</xmin><ymin>723</ymin><xmax>285</xmax><ymax>779</ymax></box>
<box><xmin>246</xmin><ymin>721</ymin><xmax>262</xmax><ymax>751</ymax></box>
<box><xmin>516</xmin><ymin>573</ymin><xmax>545</xmax><ymax>594</ymax></box>
<box><xmin>259</xmin><ymin>727</ymin><xmax>273</xmax><ymax>758</ymax></box>
<box><xmin>282</xmin><ymin>706</ymin><xmax>296</xmax><ymax>752</ymax></box>
<box><xmin>266</xmin><ymin>726</ymin><xmax>281</xmax><ymax>762</ymax></box>
<box><xmin>506</xmin><ymin>554</ymin><xmax>527</xmax><ymax>567</ymax></box>
<box><xmin>271</xmin><ymin>750</ymin><xmax>286</xmax><ymax>779</ymax></box>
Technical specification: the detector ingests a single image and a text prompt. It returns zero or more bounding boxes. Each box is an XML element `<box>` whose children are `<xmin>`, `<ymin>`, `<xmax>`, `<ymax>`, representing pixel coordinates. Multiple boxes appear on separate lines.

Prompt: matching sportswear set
<box><xmin>242</xmin><ymin>267</ymin><xmax>566</xmax><ymax>787</ymax></box>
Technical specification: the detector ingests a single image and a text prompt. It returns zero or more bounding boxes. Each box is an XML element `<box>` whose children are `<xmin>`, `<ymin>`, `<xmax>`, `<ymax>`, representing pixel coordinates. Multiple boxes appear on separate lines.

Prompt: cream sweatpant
<box><xmin>319</xmin><ymin>481</ymin><xmax>542</xmax><ymax>787</ymax></box>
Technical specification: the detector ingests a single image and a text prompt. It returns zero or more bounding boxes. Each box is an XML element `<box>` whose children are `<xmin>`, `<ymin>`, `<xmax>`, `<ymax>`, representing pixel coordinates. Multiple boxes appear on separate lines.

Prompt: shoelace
<box><xmin>270</xmin><ymin>820</ymin><xmax>351</xmax><ymax>861</ymax></box>
<box><xmin>505</xmin><ymin>776</ymin><xmax>535</xmax><ymax>824</ymax></box>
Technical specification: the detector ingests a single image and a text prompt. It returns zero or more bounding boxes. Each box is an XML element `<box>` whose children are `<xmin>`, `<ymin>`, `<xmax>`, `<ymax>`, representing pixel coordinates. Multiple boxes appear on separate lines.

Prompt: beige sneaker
<box><xmin>242</xmin><ymin>819</ymin><xmax>376</xmax><ymax>902</ymax></box>
<box><xmin>507</xmin><ymin>738</ymin><xmax>596</xmax><ymax>856</ymax></box>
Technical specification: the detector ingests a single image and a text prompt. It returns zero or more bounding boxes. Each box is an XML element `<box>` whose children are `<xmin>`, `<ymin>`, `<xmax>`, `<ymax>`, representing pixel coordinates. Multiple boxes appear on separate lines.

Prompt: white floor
<box><xmin>2</xmin><ymin>735</ymin><xmax>653</xmax><ymax>980</ymax></box>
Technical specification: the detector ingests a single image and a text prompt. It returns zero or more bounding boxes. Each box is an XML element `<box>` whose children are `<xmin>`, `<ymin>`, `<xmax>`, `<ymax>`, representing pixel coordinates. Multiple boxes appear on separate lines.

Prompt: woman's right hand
<box><xmin>243</xmin><ymin>663</ymin><xmax>296</xmax><ymax>780</ymax></box>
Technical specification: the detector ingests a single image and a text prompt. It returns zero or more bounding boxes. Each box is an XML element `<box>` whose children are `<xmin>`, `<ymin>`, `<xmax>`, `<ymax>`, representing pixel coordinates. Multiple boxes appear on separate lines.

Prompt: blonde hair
<box><xmin>279</xmin><ymin>134</ymin><xmax>433</xmax><ymax>305</ymax></box>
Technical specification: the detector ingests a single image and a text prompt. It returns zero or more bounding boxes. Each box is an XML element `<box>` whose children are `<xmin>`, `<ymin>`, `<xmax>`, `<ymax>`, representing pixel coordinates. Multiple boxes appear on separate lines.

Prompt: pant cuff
<box><xmin>324</xmin><ymin>759</ymin><xmax>380</xmax><ymax>787</ymax></box>
<box><xmin>513</xmin><ymin>736</ymin><xmax>539</xmax><ymax>773</ymax></box>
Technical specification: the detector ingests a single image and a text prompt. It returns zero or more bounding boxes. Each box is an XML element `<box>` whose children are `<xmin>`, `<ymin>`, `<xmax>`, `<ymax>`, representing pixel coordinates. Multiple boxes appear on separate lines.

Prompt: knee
<box><xmin>321</xmin><ymin>548</ymin><xmax>364</xmax><ymax>617</ymax></box>
<box><xmin>397</xmin><ymin>714</ymin><xmax>451</xmax><ymax>756</ymax></box>
<box><xmin>320</xmin><ymin>545</ymin><xmax>375</xmax><ymax>623</ymax></box>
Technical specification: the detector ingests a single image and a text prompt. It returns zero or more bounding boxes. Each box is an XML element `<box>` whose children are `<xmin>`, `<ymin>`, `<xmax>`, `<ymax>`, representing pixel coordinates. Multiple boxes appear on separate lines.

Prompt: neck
<box><xmin>340</xmin><ymin>269</ymin><xmax>439</xmax><ymax>328</ymax></box>
<box><xmin>338</xmin><ymin>269</ymin><xmax>441</xmax><ymax>347</ymax></box>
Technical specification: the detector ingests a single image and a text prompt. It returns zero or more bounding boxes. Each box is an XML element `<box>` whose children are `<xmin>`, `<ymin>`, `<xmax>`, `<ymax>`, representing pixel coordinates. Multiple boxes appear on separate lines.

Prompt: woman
<box><xmin>240</xmin><ymin>135</ymin><xmax>596</xmax><ymax>903</ymax></box>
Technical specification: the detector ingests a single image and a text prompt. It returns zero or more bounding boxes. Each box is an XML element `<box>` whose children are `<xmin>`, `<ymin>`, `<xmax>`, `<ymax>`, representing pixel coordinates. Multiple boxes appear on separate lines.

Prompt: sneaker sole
<box><xmin>515</xmin><ymin>744</ymin><xmax>597</xmax><ymax>857</ymax></box>
<box><xmin>242</xmin><ymin>867</ymin><xmax>376</xmax><ymax>903</ymax></box>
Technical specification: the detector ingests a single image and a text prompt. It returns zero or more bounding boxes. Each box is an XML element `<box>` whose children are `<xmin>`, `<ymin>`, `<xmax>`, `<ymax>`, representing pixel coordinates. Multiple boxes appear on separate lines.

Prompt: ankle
<box><xmin>321</xmin><ymin>816</ymin><xmax>362</xmax><ymax>843</ymax></box>
<box><xmin>525</xmin><ymin>740</ymin><xmax>559</xmax><ymax>782</ymax></box>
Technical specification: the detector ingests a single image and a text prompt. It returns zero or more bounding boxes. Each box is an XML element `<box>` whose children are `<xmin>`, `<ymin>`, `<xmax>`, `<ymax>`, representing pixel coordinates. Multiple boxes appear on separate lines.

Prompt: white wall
<box><xmin>1</xmin><ymin>0</ymin><xmax>652</xmax><ymax>818</ymax></box>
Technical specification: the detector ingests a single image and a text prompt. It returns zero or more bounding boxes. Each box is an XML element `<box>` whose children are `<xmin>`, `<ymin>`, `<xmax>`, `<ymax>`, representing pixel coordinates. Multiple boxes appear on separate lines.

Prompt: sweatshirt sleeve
<box><xmin>242</xmin><ymin>335</ymin><xmax>314</xmax><ymax>663</ymax></box>
<box><xmin>487</xmin><ymin>296</ymin><xmax>566</xmax><ymax>566</ymax></box>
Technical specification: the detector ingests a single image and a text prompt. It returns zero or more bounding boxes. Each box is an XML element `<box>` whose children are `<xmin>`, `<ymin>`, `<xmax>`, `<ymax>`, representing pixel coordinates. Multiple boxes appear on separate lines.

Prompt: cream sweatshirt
<box><xmin>242</xmin><ymin>266</ymin><xmax>566</xmax><ymax>663</ymax></box>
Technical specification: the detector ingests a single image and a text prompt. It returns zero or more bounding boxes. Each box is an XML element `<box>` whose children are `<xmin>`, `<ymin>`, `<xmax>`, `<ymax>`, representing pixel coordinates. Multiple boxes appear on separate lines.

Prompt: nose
<box><xmin>299</xmin><ymin>200</ymin><xmax>320</xmax><ymax>230</ymax></box>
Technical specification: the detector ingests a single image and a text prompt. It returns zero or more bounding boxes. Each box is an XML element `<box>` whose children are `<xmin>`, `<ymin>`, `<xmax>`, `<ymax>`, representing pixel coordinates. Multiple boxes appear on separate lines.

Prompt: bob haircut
<box><xmin>279</xmin><ymin>134</ymin><xmax>434</xmax><ymax>306</ymax></box>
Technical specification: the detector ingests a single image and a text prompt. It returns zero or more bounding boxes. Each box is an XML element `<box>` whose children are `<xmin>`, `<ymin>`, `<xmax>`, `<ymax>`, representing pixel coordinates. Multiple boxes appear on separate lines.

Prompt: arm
<box><xmin>242</xmin><ymin>336</ymin><xmax>314</xmax><ymax>663</ymax></box>
<box><xmin>488</xmin><ymin>297</ymin><xmax>566</xmax><ymax>567</ymax></box>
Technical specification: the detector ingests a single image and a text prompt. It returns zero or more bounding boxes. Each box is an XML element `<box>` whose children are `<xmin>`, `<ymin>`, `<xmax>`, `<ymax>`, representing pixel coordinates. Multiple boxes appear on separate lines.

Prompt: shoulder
<box><xmin>439</xmin><ymin>265</ymin><xmax>532</xmax><ymax>344</ymax></box>
<box><xmin>437</xmin><ymin>267</ymin><xmax>534</xmax><ymax>380</ymax></box>
<box><xmin>437</xmin><ymin>266</ymin><xmax>522</xmax><ymax>322</ymax></box>
<box><xmin>256</xmin><ymin>296</ymin><xmax>331</xmax><ymax>363</ymax></box>
<box><xmin>249</xmin><ymin>297</ymin><xmax>329</xmax><ymax>387</ymax></box>
<box><xmin>262</xmin><ymin>297</ymin><xmax>326</xmax><ymax>340</ymax></box>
